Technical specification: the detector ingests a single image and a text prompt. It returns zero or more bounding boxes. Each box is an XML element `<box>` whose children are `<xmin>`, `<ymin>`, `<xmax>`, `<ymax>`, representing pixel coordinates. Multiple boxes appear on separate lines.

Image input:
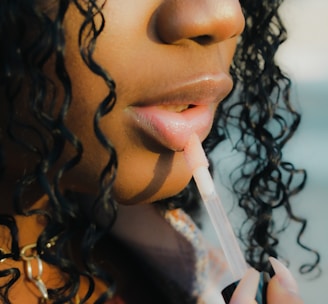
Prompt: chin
<box><xmin>110</xmin><ymin>148</ymin><xmax>193</xmax><ymax>205</ymax></box>
<box><xmin>113</xmin><ymin>171</ymin><xmax>192</xmax><ymax>206</ymax></box>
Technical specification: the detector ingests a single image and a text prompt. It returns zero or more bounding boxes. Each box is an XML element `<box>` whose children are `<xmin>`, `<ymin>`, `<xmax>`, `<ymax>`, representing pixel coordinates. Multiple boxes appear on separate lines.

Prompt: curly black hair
<box><xmin>205</xmin><ymin>0</ymin><xmax>320</xmax><ymax>275</ymax></box>
<box><xmin>1</xmin><ymin>0</ymin><xmax>117</xmax><ymax>302</ymax></box>
<box><xmin>0</xmin><ymin>0</ymin><xmax>320</xmax><ymax>303</ymax></box>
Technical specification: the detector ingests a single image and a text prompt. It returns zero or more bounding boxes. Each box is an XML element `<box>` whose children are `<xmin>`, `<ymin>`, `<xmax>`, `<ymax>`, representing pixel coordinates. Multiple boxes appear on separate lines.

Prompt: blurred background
<box><xmin>204</xmin><ymin>0</ymin><xmax>328</xmax><ymax>302</ymax></box>
<box><xmin>276</xmin><ymin>0</ymin><xmax>328</xmax><ymax>301</ymax></box>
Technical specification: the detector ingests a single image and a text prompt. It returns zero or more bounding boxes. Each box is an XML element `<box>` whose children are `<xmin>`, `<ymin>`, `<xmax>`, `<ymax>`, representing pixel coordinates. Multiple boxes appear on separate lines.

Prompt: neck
<box><xmin>0</xmin><ymin>195</ymin><xmax>48</xmax><ymax>250</ymax></box>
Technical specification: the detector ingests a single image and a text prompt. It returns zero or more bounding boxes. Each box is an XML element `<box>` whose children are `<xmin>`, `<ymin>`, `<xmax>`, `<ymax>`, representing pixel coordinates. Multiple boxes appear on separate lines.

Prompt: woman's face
<box><xmin>62</xmin><ymin>0</ymin><xmax>245</xmax><ymax>205</ymax></box>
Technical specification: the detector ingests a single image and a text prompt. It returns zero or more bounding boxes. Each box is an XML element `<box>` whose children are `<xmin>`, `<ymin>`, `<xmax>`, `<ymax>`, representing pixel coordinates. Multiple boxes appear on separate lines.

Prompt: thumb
<box><xmin>267</xmin><ymin>257</ymin><xmax>303</xmax><ymax>304</ymax></box>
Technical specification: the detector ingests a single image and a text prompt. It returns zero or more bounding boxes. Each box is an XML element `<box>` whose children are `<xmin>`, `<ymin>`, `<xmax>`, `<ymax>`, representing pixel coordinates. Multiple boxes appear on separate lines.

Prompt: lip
<box><xmin>126</xmin><ymin>74</ymin><xmax>233</xmax><ymax>151</ymax></box>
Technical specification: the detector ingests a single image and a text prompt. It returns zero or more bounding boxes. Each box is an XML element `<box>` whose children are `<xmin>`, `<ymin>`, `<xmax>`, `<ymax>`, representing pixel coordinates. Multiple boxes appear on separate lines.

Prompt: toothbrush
<box><xmin>184</xmin><ymin>133</ymin><xmax>248</xmax><ymax>282</ymax></box>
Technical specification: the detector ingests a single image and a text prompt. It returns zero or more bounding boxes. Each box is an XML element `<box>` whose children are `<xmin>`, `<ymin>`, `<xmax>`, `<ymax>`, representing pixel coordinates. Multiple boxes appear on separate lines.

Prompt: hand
<box><xmin>229</xmin><ymin>257</ymin><xmax>303</xmax><ymax>304</ymax></box>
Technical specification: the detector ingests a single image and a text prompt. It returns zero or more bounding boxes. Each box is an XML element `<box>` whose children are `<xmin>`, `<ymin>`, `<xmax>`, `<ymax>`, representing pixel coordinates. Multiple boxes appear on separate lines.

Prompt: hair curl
<box><xmin>0</xmin><ymin>0</ymin><xmax>320</xmax><ymax>303</ymax></box>
<box><xmin>205</xmin><ymin>0</ymin><xmax>320</xmax><ymax>275</ymax></box>
<box><xmin>1</xmin><ymin>0</ymin><xmax>116</xmax><ymax>302</ymax></box>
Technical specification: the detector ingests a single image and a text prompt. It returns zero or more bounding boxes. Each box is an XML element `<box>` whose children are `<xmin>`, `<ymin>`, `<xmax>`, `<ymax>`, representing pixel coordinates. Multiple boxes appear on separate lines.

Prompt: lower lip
<box><xmin>126</xmin><ymin>104</ymin><xmax>215</xmax><ymax>151</ymax></box>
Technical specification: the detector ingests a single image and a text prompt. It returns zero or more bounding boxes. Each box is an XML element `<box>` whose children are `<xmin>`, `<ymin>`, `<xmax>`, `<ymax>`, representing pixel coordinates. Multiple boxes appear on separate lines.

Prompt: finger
<box><xmin>229</xmin><ymin>268</ymin><xmax>260</xmax><ymax>304</ymax></box>
<box><xmin>267</xmin><ymin>257</ymin><xmax>303</xmax><ymax>304</ymax></box>
<box><xmin>269</xmin><ymin>257</ymin><xmax>298</xmax><ymax>293</ymax></box>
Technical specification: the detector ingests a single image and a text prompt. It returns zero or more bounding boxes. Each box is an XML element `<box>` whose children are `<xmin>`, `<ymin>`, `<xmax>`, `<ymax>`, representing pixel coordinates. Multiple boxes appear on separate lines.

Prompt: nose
<box><xmin>155</xmin><ymin>0</ymin><xmax>245</xmax><ymax>45</ymax></box>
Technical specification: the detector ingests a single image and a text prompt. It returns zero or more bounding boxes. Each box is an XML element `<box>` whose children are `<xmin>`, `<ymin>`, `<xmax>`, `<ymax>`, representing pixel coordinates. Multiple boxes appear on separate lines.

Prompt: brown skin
<box><xmin>0</xmin><ymin>0</ymin><xmax>303</xmax><ymax>303</ymax></box>
<box><xmin>61</xmin><ymin>0</ymin><xmax>244</xmax><ymax>204</ymax></box>
<box><xmin>1</xmin><ymin>0</ymin><xmax>243</xmax><ymax>204</ymax></box>
<box><xmin>1</xmin><ymin>0</ymin><xmax>245</xmax><ymax>301</ymax></box>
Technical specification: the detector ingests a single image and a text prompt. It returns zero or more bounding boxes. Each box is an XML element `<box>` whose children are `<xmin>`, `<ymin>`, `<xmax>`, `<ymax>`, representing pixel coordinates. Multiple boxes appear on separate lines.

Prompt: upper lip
<box><xmin>131</xmin><ymin>73</ymin><xmax>233</xmax><ymax>108</ymax></box>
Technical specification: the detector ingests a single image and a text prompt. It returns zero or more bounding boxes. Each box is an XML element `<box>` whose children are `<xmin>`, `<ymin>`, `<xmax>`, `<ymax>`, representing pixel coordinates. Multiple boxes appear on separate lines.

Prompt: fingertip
<box><xmin>229</xmin><ymin>268</ymin><xmax>260</xmax><ymax>304</ymax></box>
<box><xmin>269</xmin><ymin>257</ymin><xmax>299</xmax><ymax>294</ymax></box>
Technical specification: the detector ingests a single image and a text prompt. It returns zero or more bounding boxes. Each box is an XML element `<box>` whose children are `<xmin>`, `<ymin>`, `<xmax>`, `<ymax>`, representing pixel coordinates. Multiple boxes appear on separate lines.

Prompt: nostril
<box><xmin>190</xmin><ymin>35</ymin><xmax>213</xmax><ymax>45</ymax></box>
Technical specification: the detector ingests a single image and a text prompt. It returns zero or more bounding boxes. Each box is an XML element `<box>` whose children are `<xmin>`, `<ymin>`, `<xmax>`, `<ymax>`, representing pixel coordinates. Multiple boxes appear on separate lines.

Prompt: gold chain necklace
<box><xmin>19</xmin><ymin>236</ymin><xmax>58</xmax><ymax>303</ymax></box>
<box><xmin>0</xmin><ymin>235</ymin><xmax>79</xmax><ymax>303</ymax></box>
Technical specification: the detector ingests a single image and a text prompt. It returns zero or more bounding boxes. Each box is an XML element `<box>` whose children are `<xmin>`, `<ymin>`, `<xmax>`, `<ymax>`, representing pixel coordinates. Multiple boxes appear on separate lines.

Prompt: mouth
<box><xmin>158</xmin><ymin>105</ymin><xmax>191</xmax><ymax>113</ymax></box>
<box><xmin>126</xmin><ymin>74</ymin><xmax>233</xmax><ymax>151</ymax></box>
<box><xmin>157</xmin><ymin>104</ymin><xmax>191</xmax><ymax>113</ymax></box>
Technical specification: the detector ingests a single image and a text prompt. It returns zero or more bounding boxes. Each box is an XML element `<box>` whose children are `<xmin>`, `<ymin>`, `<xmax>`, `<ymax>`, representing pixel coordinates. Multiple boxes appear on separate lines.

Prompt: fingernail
<box><xmin>269</xmin><ymin>257</ymin><xmax>299</xmax><ymax>294</ymax></box>
<box><xmin>229</xmin><ymin>268</ymin><xmax>260</xmax><ymax>303</ymax></box>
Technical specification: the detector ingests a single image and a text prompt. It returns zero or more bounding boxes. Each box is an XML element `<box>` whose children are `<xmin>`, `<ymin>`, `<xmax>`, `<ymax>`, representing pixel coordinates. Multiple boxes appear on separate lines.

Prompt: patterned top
<box><xmin>110</xmin><ymin>204</ymin><xmax>230</xmax><ymax>304</ymax></box>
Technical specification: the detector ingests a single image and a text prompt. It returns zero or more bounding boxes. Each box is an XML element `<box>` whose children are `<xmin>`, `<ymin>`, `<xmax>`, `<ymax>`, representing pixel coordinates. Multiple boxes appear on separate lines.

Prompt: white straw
<box><xmin>184</xmin><ymin>134</ymin><xmax>248</xmax><ymax>281</ymax></box>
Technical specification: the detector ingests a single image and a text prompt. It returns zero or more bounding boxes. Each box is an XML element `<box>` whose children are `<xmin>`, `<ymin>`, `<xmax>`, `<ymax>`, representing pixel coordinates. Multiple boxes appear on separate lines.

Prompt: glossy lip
<box><xmin>126</xmin><ymin>74</ymin><xmax>233</xmax><ymax>151</ymax></box>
